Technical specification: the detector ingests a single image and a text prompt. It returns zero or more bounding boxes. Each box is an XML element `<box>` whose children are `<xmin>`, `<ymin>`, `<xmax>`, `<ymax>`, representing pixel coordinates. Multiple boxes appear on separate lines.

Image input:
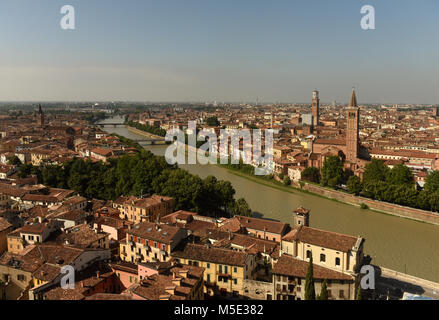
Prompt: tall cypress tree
<box><xmin>319</xmin><ymin>279</ymin><xmax>329</xmax><ymax>300</ymax></box>
<box><xmin>304</xmin><ymin>255</ymin><xmax>316</xmax><ymax>300</ymax></box>
<box><xmin>356</xmin><ymin>285</ymin><xmax>363</xmax><ymax>300</ymax></box>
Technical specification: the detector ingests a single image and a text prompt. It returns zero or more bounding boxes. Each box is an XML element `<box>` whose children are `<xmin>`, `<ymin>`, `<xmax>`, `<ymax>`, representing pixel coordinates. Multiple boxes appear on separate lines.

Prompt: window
<box><xmin>206</xmin><ymin>274</ymin><xmax>210</xmax><ymax>283</ymax></box>
<box><xmin>233</xmin><ymin>267</ymin><xmax>237</xmax><ymax>273</ymax></box>
<box><xmin>206</xmin><ymin>263</ymin><xmax>210</xmax><ymax>269</ymax></box>
<box><xmin>320</xmin><ymin>254</ymin><xmax>326</xmax><ymax>263</ymax></box>
<box><xmin>233</xmin><ymin>278</ymin><xmax>237</xmax><ymax>285</ymax></box>
<box><xmin>306</xmin><ymin>250</ymin><xmax>311</xmax><ymax>259</ymax></box>
<box><xmin>17</xmin><ymin>274</ymin><xmax>25</xmax><ymax>281</ymax></box>
<box><xmin>218</xmin><ymin>265</ymin><xmax>222</xmax><ymax>273</ymax></box>
<box><xmin>339</xmin><ymin>290</ymin><xmax>344</xmax><ymax>299</ymax></box>
<box><xmin>335</xmin><ymin>257</ymin><xmax>340</xmax><ymax>266</ymax></box>
<box><xmin>224</xmin><ymin>266</ymin><xmax>228</xmax><ymax>274</ymax></box>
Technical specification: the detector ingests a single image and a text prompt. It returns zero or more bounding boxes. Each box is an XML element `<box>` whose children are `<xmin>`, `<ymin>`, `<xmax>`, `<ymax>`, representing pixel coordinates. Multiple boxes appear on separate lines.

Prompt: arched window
<box><xmin>306</xmin><ymin>250</ymin><xmax>312</xmax><ymax>259</ymax></box>
<box><xmin>335</xmin><ymin>257</ymin><xmax>341</xmax><ymax>266</ymax></box>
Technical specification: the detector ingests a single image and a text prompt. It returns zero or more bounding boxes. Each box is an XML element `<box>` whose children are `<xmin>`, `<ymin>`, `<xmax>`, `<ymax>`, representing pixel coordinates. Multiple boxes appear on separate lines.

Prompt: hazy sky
<box><xmin>0</xmin><ymin>0</ymin><xmax>438</xmax><ymax>104</ymax></box>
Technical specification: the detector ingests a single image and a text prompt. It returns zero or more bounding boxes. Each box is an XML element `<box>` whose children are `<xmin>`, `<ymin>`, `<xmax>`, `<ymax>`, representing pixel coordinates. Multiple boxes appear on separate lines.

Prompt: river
<box><xmin>100</xmin><ymin>116</ymin><xmax>439</xmax><ymax>282</ymax></box>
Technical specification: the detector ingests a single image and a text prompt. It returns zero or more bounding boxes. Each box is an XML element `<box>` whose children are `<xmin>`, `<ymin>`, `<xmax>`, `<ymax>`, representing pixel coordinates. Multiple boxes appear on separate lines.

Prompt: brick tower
<box><xmin>346</xmin><ymin>89</ymin><xmax>359</xmax><ymax>162</ymax></box>
<box><xmin>312</xmin><ymin>90</ymin><xmax>320</xmax><ymax>127</ymax></box>
<box><xmin>37</xmin><ymin>104</ymin><xmax>44</xmax><ymax>128</ymax></box>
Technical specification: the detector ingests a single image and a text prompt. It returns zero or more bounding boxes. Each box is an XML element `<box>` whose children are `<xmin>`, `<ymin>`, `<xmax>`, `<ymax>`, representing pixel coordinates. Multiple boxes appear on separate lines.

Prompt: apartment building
<box><xmin>172</xmin><ymin>243</ymin><xmax>255</xmax><ymax>298</ymax></box>
<box><xmin>113</xmin><ymin>195</ymin><xmax>174</xmax><ymax>224</ymax></box>
<box><xmin>120</xmin><ymin>222</ymin><xmax>187</xmax><ymax>264</ymax></box>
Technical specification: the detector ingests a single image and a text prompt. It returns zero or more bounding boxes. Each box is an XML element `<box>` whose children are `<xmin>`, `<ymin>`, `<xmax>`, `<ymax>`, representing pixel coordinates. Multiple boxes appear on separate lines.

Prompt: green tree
<box><xmin>424</xmin><ymin>171</ymin><xmax>439</xmax><ymax>193</ymax></box>
<box><xmin>318</xmin><ymin>280</ymin><xmax>329</xmax><ymax>300</ymax></box>
<box><xmin>356</xmin><ymin>285</ymin><xmax>363</xmax><ymax>300</ymax></box>
<box><xmin>231</xmin><ymin>198</ymin><xmax>252</xmax><ymax>217</ymax></box>
<box><xmin>205</xmin><ymin>116</ymin><xmax>220</xmax><ymax>126</ymax></box>
<box><xmin>363</xmin><ymin>159</ymin><xmax>390</xmax><ymax>184</ymax></box>
<box><xmin>347</xmin><ymin>175</ymin><xmax>362</xmax><ymax>195</ymax></box>
<box><xmin>321</xmin><ymin>156</ymin><xmax>344</xmax><ymax>188</ymax></box>
<box><xmin>283</xmin><ymin>175</ymin><xmax>291</xmax><ymax>186</ymax></box>
<box><xmin>8</xmin><ymin>156</ymin><xmax>22</xmax><ymax>166</ymax></box>
<box><xmin>301</xmin><ymin>167</ymin><xmax>320</xmax><ymax>183</ymax></box>
<box><xmin>304</xmin><ymin>255</ymin><xmax>316</xmax><ymax>300</ymax></box>
<box><xmin>387</xmin><ymin>164</ymin><xmax>414</xmax><ymax>186</ymax></box>
<box><xmin>428</xmin><ymin>191</ymin><xmax>439</xmax><ymax>212</ymax></box>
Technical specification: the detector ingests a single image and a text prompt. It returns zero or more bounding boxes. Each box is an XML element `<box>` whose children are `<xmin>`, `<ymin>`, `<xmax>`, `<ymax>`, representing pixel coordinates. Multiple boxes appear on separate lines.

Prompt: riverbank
<box><xmin>221</xmin><ymin>165</ymin><xmax>439</xmax><ymax>226</ymax></box>
<box><xmin>99</xmin><ymin>117</ymin><xmax>439</xmax><ymax>282</ymax></box>
<box><xmin>126</xmin><ymin>125</ymin><xmax>166</xmax><ymax>141</ymax></box>
<box><xmin>161</xmin><ymin>138</ymin><xmax>439</xmax><ymax>226</ymax></box>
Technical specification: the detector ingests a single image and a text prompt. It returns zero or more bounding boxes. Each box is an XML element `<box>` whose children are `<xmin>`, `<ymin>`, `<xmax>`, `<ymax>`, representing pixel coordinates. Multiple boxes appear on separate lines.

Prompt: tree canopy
<box><xmin>321</xmin><ymin>156</ymin><xmax>344</xmax><ymax>188</ymax></box>
<box><xmin>18</xmin><ymin>151</ymin><xmax>249</xmax><ymax>218</ymax></box>
<box><xmin>205</xmin><ymin>116</ymin><xmax>220</xmax><ymax>127</ymax></box>
<box><xmin>346</xmin><ymin>175</ymin><xmax>362</xmax><ymax>195</ymax></box>
<box><xmin>301</xmin><ymin>167</ymin><xmax>320</xmax><ymax>184</ymax></box>
<box><xmin>363</xmin><ymin>159</ymin><xmax>389</xmax><ymax>184</ymax></box>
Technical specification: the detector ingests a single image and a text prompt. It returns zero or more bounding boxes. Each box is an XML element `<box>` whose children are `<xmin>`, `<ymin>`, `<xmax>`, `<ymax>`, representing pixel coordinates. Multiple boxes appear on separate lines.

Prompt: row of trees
<box><xmin>126</xmin><ymin>120</ymin><xmax>167</xmax><ymax>137</ymax></box>
<box><xmin>301</xmin><ymin>156</ymin><xmax>439</xmax><ymax>212</ymax></box>
<box><xmin>17</xmin><ymin>150</ymin><xmax>252</xmax><ymax>218</ymax></box>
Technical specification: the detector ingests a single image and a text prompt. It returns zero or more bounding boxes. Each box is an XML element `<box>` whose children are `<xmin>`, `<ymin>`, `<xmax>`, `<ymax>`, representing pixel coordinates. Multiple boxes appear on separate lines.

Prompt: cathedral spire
<box><xmin>349</xmin><ymin>88</ymin><xmax>358</xmax><ymax>107</ymax></box>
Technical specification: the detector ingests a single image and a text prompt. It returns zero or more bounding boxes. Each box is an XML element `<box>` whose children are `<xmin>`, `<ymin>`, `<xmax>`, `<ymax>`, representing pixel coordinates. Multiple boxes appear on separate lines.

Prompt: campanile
<box><xmin>312</xmin><ymin>90</ymin><xmax>320</xmax><ymax>127</ymax></box>
<box><xmin>346</xmin><ymin>89</ymin><xmax>359</xmax><ymax>162</ymax></box>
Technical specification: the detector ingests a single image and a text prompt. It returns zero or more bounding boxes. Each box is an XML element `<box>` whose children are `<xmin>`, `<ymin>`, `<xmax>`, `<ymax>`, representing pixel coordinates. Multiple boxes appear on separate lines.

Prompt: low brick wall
<box><xmin>300</xmin><ymin>183</ymin><xmax>439</xmax><ymax>226</ymax></box>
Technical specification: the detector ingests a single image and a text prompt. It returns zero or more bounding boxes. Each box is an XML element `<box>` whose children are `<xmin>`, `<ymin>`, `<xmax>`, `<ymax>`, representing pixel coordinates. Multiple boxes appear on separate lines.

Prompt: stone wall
<box><xmin>299</xmin><ymin>182</ymin><xmax>439</xmax><ymax>226</ymax></box>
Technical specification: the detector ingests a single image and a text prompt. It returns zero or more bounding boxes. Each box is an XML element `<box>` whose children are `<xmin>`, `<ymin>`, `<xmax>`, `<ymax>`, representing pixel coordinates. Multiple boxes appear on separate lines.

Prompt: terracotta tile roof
<box><xmin>285</xmin><ymin>226</ymin><xmax>360</xmax><ymax>253</ymax></box>
<box><xmin>20</xmin><ymin>222</ymin><xmax>48</xmax><ymax>235</ymax></box>
<box><xmin>128</xmin><ymin>222</ymin><xmax>184</xmax><ymax>244</ymax></box>
<box><xmin>51</xmin><ymin>224</ymin><xmax>108</xmax><ymax>248</ymax></box>
<box><xmin>272</xmin><ymin>254</ymin><xmax>354</xmax><ymax>281</ymax></box>
<box><xmin>130</xmin><ymin>264</ymin><xmax>203</xmax><ymax>300</ymax></box>
<box><xmin>0</xmin><ymin>217</ymin><xmax>12</xmax><ymax>232</ymax></box>
<box><xmin>54</xmin><ymin>209</ymin><xmax>87</xmax><ymax>222</ymax></box>
<box><xmin>314</xmin><ymin>138</ymin><xmax>346</xmax><ymax>146</ymax></box>
<box><xmin>224</xmin><ymin>216</ymin><xmax>288</xmax><ymax>235</ymax></box>
<box><xmin>85</xmin><ymin>293</ymin><xmax>133</xmax><ymax>300</ymax></box>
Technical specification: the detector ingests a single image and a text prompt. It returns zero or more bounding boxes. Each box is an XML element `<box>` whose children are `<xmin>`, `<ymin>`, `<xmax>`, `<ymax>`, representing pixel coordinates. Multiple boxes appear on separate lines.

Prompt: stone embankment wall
<box><xmin>299</xmin><ymin>182</ymin><xmax>439</xmax><ymax>226</ymax></box>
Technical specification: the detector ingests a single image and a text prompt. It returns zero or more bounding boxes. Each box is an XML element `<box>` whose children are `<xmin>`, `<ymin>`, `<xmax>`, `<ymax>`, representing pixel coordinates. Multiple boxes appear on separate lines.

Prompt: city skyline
<box><xmin>1</xmin><ymin>0</ymin><xmax>439</xmax><ymax>103</ymax></box>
